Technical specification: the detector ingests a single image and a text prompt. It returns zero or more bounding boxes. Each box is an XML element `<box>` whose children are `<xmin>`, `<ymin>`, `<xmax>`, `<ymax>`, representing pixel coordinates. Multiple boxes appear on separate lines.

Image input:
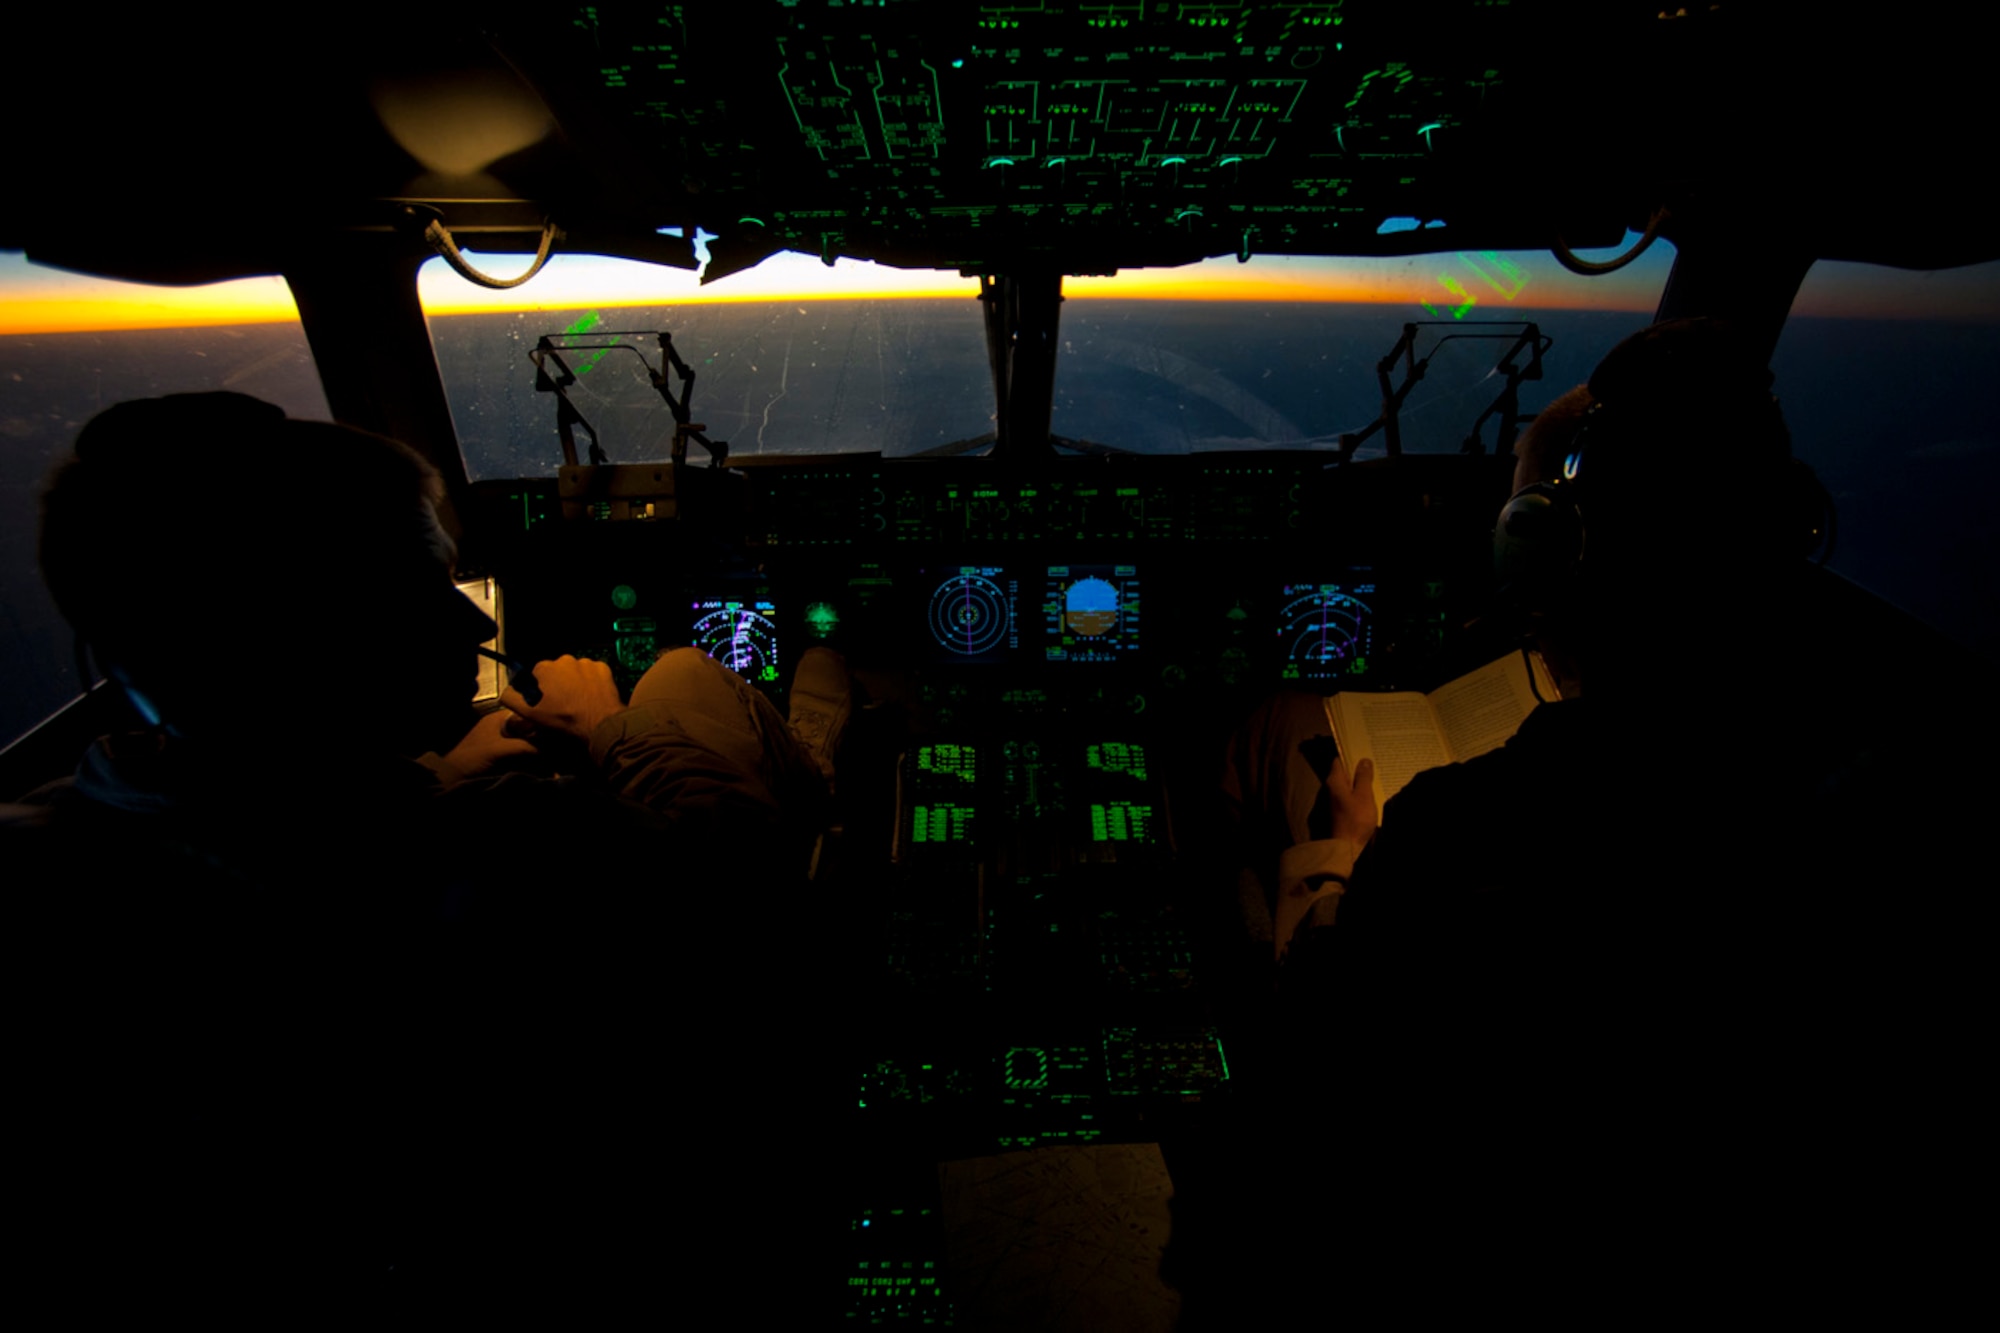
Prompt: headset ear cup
<box><xmin>1494</xmin><ymin>483</ymin><xmax>1585</xmax><ymax>607</ymax></box>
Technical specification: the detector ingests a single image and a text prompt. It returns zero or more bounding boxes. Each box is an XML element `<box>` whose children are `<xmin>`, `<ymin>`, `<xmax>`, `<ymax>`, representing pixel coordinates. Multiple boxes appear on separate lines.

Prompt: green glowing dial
<box><xmin>804</xmin><ymin>600</ymin><xmax>841</xmax><ymax>638</ymax></box>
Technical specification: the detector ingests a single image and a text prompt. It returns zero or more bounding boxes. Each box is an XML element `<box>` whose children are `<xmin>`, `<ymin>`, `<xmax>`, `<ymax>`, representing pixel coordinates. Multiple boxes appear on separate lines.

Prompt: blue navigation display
<box><xmin>692</xmin><ymin>595</ymin><xmax>780</xmax><ymax>682</ymax></box>
<box><xmin>1277</xmin><ymin>579</ymin><xmax>1374</xmax><ymax>682</ymax></box>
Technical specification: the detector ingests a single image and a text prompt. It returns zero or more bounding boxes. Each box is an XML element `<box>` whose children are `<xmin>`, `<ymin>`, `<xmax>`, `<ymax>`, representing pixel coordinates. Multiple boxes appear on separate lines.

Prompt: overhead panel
<box><xmin>504</xmin><ymin>1</ymin><xmax>1596</xmax><ymax>274</ymax></box>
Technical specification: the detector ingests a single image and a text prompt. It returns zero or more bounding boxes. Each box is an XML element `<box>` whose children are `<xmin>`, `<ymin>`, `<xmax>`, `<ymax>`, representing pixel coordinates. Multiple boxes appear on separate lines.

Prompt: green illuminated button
<box><xmin>1085</xmin><ymin>742</ymin><xmax>1149</xmax><ymax>781</ymax></box>
<box><xmin>611</xmin><ymin>584</ymin><xmax>638</xmax><ymax>610</ymax></box>
<box><xmin>918</xmin><ymin>744</ymin><xmax>976</xmax><ymax>782</ymax></box>
<box><xmin>1090</xmin><ymin>801</ymin><xmax>1155</xmax><ymax>843</ymax></box>
<box><xmin>1003</xmin><ymin>1047</ymin><xmax>1049</xmax><ymax>1090</ymax></box>
<box><xmin>615</xmin><ymin>636</ymin><xmax>658</xmax><ymax>671</ymax></box>
<box><xmin>911</xmin><ymin>802</ymin><xmax>975</xmax><ymax>844</ymax></box>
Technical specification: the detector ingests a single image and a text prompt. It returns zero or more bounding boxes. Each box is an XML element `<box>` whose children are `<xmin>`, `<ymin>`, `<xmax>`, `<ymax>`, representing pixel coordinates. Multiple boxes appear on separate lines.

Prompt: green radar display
<box><xmin>691</xmin><ymin>597</ymin><xmax>778</xmax><ymax>679</ymax></box>
<box><xmin>1279</xmin><ymin>580</ymin><xmax>1375</xmax><ymax>682</ymax></box>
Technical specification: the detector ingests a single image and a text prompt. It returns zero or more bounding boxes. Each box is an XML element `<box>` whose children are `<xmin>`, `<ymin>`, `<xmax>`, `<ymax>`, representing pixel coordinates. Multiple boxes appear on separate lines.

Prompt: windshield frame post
<box><xmin>1653</xmin><ymin>219</ymin><xmax>1814</xmax><ymax>366</ymax></box>
<box><xmin>979</xmin><ymin>270</ymin><xmax>1064</xmax><ymax>462</ymax></box>
<box><xmin>287</xmin><ymin>237</ymin><xmax>473</xmax><ymax>544</ymax></box>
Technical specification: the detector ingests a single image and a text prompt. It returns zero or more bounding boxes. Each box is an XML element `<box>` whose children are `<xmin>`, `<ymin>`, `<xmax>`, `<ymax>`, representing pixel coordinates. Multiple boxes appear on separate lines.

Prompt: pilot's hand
<box><xmin>432</xmin><ymin>709</ymin><xmax>540</xmax><ymax>788</ymax></box>
<box><xmin>1325</xmin><ymin>756</ymin><xmax>1378</xmax><ymax>847</ymax></box>
<box><xmin>501</xmin><ymin>654</ymin><xmax>626</xmax><ymax>743</ymax></box>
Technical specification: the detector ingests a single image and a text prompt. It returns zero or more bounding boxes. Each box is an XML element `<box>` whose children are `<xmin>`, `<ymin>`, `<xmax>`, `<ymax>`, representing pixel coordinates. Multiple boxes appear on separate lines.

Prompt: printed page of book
<box><xmin>1428</xmin><ymin>651</ymin><xmax>1552</xmax><ymax>764</ymax></box>
<box><xmin>1323</xmin><ymin>691</ymin><xmax>1452</xmax><ymax>823</ymax></box>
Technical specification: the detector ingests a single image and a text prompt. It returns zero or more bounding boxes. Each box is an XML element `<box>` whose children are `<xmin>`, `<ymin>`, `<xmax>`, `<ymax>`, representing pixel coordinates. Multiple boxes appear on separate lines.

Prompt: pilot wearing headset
<box><xmin>1275</xmin><ymin>316</ymin><xmax>1833</xmax><ymax>965</ymax></box>
<box><xmin>11</xmin><ymin>392</ymin><xmax>852</xmax><ymax>1314</ymax></box>
<box><xmin>1209</xmin><ymin>318</ymin><xmax>1878</xmax><ymax>1313</ymax></box>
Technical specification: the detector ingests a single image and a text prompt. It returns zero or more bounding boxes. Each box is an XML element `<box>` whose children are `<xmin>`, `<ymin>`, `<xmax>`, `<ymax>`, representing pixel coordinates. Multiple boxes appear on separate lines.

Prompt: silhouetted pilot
<box><xmin>9</xmin><ymin>393</ymin><xmax>850</xmax><ymax>1316</ymax></box>
<box><xmin>1201</xmin><ymin>319</ymin><xmax>1951</xmax><ymax>1315</ymax></box>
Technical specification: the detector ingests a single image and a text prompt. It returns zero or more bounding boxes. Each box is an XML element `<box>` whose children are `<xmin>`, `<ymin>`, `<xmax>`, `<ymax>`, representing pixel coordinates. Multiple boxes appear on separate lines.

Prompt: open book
<box><xmin>1323</xmin><ymin>651</ymin><xmax>1559</xmax><ymax>822</ymax></box>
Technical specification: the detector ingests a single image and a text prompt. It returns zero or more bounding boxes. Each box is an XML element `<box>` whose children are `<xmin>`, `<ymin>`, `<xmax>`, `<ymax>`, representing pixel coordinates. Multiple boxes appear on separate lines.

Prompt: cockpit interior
<box><xmin>5</xmin><ymin>2</ymin><xmax>1996</xmax><ymax>1323</ymax></box>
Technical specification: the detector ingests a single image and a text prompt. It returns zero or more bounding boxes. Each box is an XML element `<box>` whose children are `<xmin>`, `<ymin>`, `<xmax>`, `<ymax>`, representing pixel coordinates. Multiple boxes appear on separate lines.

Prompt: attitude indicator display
<box><xmin>928</xmin><ymin>567</ymin><xmax>1019</xmax><ymax>662</ymax></box>
<box><xmin>692</xmin><ymin>597</ymin><xmax>779</xmax><ymax>681</ymax></box>
<box><xmin>1279</xmin><ymin>581</ymin><xmax>1374</xmax><ymax>681</ymax></box>
<box><xmin>1044</xmin><ymin>565</ymin><xmax>1141</xmax><ymax>663</ymax></box>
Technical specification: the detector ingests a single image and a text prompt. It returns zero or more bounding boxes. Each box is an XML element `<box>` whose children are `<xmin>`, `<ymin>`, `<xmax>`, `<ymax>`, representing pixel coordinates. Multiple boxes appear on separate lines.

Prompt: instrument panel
<box><xmin>742</xmin><ymin>455</ymin><xmax>1323</xmax><ymax>547</ymax></box>
<box><xmin>476</xmin><ymin>450</ymin><xmax>1506</xmax><ymax>705</ymax></box>
<box><xmin>458</xmin><ymin>443</ymin><xmax>1517</xmax><ymax>1214</ymax></box>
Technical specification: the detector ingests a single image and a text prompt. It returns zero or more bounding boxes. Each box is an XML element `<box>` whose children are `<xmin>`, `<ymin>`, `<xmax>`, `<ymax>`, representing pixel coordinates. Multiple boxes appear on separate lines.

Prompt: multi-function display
<box><xmin>921</xmin><ymin>562</ymin><xmax>1143</xmax><ymax>665</ymax></box>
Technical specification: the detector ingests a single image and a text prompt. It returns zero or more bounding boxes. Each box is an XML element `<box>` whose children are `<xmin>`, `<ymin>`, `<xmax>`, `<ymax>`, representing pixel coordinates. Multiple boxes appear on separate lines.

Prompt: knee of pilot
<box><xmin>629</xmin><ymin>645</ymin><xmax>728</xmax><ymax>705</ymax></box>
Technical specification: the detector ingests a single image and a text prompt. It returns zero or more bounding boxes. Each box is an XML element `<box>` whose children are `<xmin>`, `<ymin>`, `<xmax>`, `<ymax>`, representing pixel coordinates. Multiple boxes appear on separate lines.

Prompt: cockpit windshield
<box><xmin>1050</xmin><ymin>242</ymin><xmax>1671</xmax><ymax>455</ymax></box>
<box><xmin>420</xmin><ymin>232</ymin><xmax>1677</xmax><ymax>474</ymax></box>
<box><xmin>422</xmin><ymin>250</ymin><xmax>989</xmax><ymax>474</ymax></box>
<box><xmin>0</xmin><ymin>255</ymin><xmax>329</xmax><ymax>749</ymax></box>
<box><xmin>1774</xmin><ymin>257</ymin><xmax>2000</xmax><ymax>664</ymax></box>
